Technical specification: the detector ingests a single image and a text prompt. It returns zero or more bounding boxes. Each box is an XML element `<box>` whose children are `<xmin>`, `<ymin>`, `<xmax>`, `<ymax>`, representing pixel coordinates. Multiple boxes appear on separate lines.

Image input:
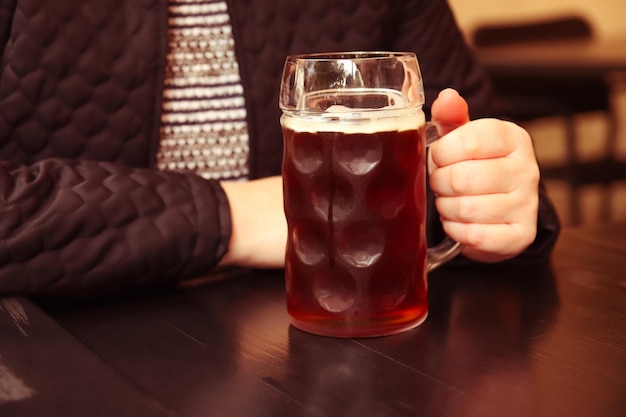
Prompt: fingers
<box><xmin>429</xmin><ymin>121</ymin><xmax>539</xmax><ymax>199</ymax></box>
<box><xmin>434</xmin><ymin>192</ymin><xmax>536</xmax><ymax>226</ymax></box>
<box><xmin>430</xmin><ymin>158</ymin><xmax>518</xmax><ymax>196</ymax></box>
<box><xmin>426</xmin><ymin>111</ymin><xmax>541</xmax><ymax>262</ymax></box>
<box><xmin>440</xmin><ymin>222</ymin><xmax>538</xmax><ymax>262</ymax></box>
<box><xmin>429</xmin><ymin>119</ymin><xmax>520</xmax><ymax>168</ymax></box>
<box><xmin>431</xmin><ymin>88</ymin><xmax>470</xmax><ymax>126</ymax></box>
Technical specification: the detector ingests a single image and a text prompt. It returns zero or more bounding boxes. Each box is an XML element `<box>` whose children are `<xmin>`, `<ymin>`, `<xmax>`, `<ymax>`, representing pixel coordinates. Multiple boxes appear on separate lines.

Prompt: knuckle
<box><xmin>517</xmin><ymin>222</ymin><xmax>537</xmax><ymax>247</ymax></box>
<box><xmin>428</xmin><ymin>168</ymin><xmax>443</xmax><ymax>193</ymax></box>
<box><xmin>497</xmin><ymin>120</ymin><xmax>520</xmax><ymax>151</ymax></box>
<box><xmin>448</xmin><ymin>164</ymin><xmax>468</xmax><ymax>194</ymax></box>
<box><xmin>456</xmin><ymin>196</ymin><xmax>478</xmax><ymax>220</ymax></box>
<box><xmin>522</xmin><ymin>229</ymin><xmax>537</xmax><ymax>249</ymax></box>
<box><xmin>503</xmin><ymin>225</ymin><xmax>536</xmax><ymax>257</ymax></box>
<box><xmin>515</xmin><ymin>188</ymin><xmax>539</xmax><ymax>216</ymax></box>
<box><xmin>529</xmin><ymin>161</ymin><xmax>541</xmax><ymax>184</ymax></box>
<box><xmin>461</xmin><ymin>128</ymin><xmax>483</xmax><ymax>158</ymax></box>
<box><xmin>463</xmin><ymin>223</ymin><xmax>485</xmax><ymax>247</ymax></box>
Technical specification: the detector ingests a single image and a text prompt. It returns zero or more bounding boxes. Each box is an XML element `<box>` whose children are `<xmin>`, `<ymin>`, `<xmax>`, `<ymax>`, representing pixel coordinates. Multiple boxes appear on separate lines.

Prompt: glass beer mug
<box><xmin>279</xmin><ymin>52</ymin><xmax>462</xmax><ymax>337</ymax></box>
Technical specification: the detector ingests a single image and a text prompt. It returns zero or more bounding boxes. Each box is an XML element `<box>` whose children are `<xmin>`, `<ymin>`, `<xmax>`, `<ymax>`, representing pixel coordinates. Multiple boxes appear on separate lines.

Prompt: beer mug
<box><xmin>279</xmin><ymin>52</ymin><xmax>462</xmax><ymax>337</ymax></box>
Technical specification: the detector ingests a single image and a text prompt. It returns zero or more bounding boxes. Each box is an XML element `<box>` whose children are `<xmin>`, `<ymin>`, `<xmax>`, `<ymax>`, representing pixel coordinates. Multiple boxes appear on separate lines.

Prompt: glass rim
<box><xmin>285</xmin><ymin>51</ymin><xmax>417</xmax><ymax>62</ymax></box>
<box><xmin>280</xmin><ymin>50</ymin><xmax>424</xmax><ymax>112</ymax></box>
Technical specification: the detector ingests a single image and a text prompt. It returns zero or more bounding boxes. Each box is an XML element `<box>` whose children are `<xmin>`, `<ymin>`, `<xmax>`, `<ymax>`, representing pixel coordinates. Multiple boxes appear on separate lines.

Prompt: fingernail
<box><xmin>439</xmin><ymin>88</ymin><xmax>459</xmax><ymax>98</ymax></box>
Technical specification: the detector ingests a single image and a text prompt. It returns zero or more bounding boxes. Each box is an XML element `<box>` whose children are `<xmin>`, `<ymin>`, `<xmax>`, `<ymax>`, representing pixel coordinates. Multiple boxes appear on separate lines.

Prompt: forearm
<box><xmin>0</xmin><ymin>158</ymin><xmax>230</xmax><ymax>297</ymax></box>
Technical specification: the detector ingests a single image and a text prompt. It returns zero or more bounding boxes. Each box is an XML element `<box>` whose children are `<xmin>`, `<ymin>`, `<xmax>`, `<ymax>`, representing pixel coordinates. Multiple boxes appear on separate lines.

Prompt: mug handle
<box><xmin>424</xmin><ymin>121</ymin><xmax>464</xmax><ymax>272</ymax></box>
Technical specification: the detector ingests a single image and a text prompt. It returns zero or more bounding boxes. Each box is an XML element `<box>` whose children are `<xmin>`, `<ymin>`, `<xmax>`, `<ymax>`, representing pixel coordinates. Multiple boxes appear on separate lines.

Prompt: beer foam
<box><xmin>281</xmin><ymin>110</ymin><xmax>424</xmax><ymax>134</ymax></box>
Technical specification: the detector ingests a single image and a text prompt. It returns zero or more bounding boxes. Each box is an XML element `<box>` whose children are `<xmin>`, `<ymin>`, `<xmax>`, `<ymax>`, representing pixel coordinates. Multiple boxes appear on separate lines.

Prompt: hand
<box><xmin>218</xmin><ymin>176</ymin><xmax>287</xmax><ymax>268</ymax></box>
<box><xmin>428</xmin><ymin>89</ymin><xmax>539</xmax><ymax>263</ymax></box>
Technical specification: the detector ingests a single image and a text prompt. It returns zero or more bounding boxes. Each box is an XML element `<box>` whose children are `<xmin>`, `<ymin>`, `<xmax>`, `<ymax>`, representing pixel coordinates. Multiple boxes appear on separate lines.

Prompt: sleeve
<box><xmin>0</xmin><ymin>158</ymin><xmax>232</xmax><ymax>297</ymax></box>
<box><xmin>391</xmin><ymin>0</ymin><xmax>561</xmax><ymax>264</ymax></box>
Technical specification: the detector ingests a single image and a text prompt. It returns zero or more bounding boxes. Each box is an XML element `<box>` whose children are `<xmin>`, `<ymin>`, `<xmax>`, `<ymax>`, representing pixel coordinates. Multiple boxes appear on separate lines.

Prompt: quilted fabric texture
<box><xmin>229</xmin><ymin>0</ymin><xmax>505</xmax><ymax>179</ymax></box>
<box><xmin>0</xmin><ymin>0</ymin><xmax>232</xmax><ymax>296</ymax></box>
<box><xmin>0</xmin><ymin>0</ymin><xmax>163</xmax><ymax>166</ymax></box>
<box><xmin>0</xmin><ymin>0</ymin><xmax>558</xmax><ymax>296</ymax></box>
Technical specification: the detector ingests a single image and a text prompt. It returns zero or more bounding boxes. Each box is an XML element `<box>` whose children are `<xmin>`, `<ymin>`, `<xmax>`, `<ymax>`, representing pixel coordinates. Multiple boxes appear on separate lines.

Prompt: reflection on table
<box><xmin>1</xmin><ymin>223</ymin><xmax>626</xmax><ymax>416</ymax></box>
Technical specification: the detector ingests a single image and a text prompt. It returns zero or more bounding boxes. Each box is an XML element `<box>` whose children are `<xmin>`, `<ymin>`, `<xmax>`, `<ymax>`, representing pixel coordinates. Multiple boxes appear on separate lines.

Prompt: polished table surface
<box><xmin>473</xmin><ymin>36</ymin><xmax>626</xmax><ymax>76</ymax></box>
<box><xmin>1</xmin><ymin>223</ymin><xmax>626</xmax><ymax>417</ymax></box>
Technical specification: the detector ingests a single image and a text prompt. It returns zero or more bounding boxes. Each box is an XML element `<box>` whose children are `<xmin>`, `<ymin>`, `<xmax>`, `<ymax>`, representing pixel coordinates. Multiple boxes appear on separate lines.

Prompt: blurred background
<box><xmin>449</xmin><ymin>0</ymin><xmax>626</xmax><ymax>227</ymax></box>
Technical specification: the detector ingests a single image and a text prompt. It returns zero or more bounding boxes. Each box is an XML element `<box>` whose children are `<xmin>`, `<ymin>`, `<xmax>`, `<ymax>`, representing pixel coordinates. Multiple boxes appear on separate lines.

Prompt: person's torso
<box><xmin>0</xmin><ymin>0</ymin><xmax>400</xmax><ymax>178</ymax></box>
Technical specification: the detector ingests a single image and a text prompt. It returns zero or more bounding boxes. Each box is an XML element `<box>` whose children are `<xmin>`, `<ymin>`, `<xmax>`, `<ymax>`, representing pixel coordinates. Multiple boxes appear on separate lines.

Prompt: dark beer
<box><xmin>281</xmin><ymin>113</ymin><xmax>428</xmax><ymax>337</ymax></box>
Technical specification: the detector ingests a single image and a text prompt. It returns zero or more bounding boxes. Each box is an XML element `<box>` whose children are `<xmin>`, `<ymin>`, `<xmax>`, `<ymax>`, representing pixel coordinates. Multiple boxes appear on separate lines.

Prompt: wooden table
<box><xmin>2</xmin><ymin>223</ymin><xmax>626</xmax><ymax>417</ymax></box>
<box><xmin>473</xmin><ymin>36</ymin><xmax>626</xmax><ymax>77</ymax></box>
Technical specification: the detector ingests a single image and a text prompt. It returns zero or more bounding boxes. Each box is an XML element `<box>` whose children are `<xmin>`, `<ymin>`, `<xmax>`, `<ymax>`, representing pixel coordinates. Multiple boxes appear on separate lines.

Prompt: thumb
<box><xmin>431</xmin><ymin>88</ymin><xmax>470</xmax><ymax>128</ymax></box>
<box><xmin>427</xmin><ymin>88</ymin><xmax>470</xmax><ymax>173</ymax></box>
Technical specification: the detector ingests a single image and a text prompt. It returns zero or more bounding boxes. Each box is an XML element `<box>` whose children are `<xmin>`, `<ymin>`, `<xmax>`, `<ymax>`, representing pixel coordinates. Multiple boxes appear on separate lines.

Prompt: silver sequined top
<box><xmin>157</xmin><ymin>0</ymin><xmax>250</xmax><ymax>180</ymax></box>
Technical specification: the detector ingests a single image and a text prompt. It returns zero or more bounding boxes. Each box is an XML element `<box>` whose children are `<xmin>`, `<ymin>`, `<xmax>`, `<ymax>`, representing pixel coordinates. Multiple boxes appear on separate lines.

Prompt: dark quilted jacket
<box><xmin>0</xmin><ymin>0</ymin><xmax>560</xmax><ymax>297</ymax></box>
